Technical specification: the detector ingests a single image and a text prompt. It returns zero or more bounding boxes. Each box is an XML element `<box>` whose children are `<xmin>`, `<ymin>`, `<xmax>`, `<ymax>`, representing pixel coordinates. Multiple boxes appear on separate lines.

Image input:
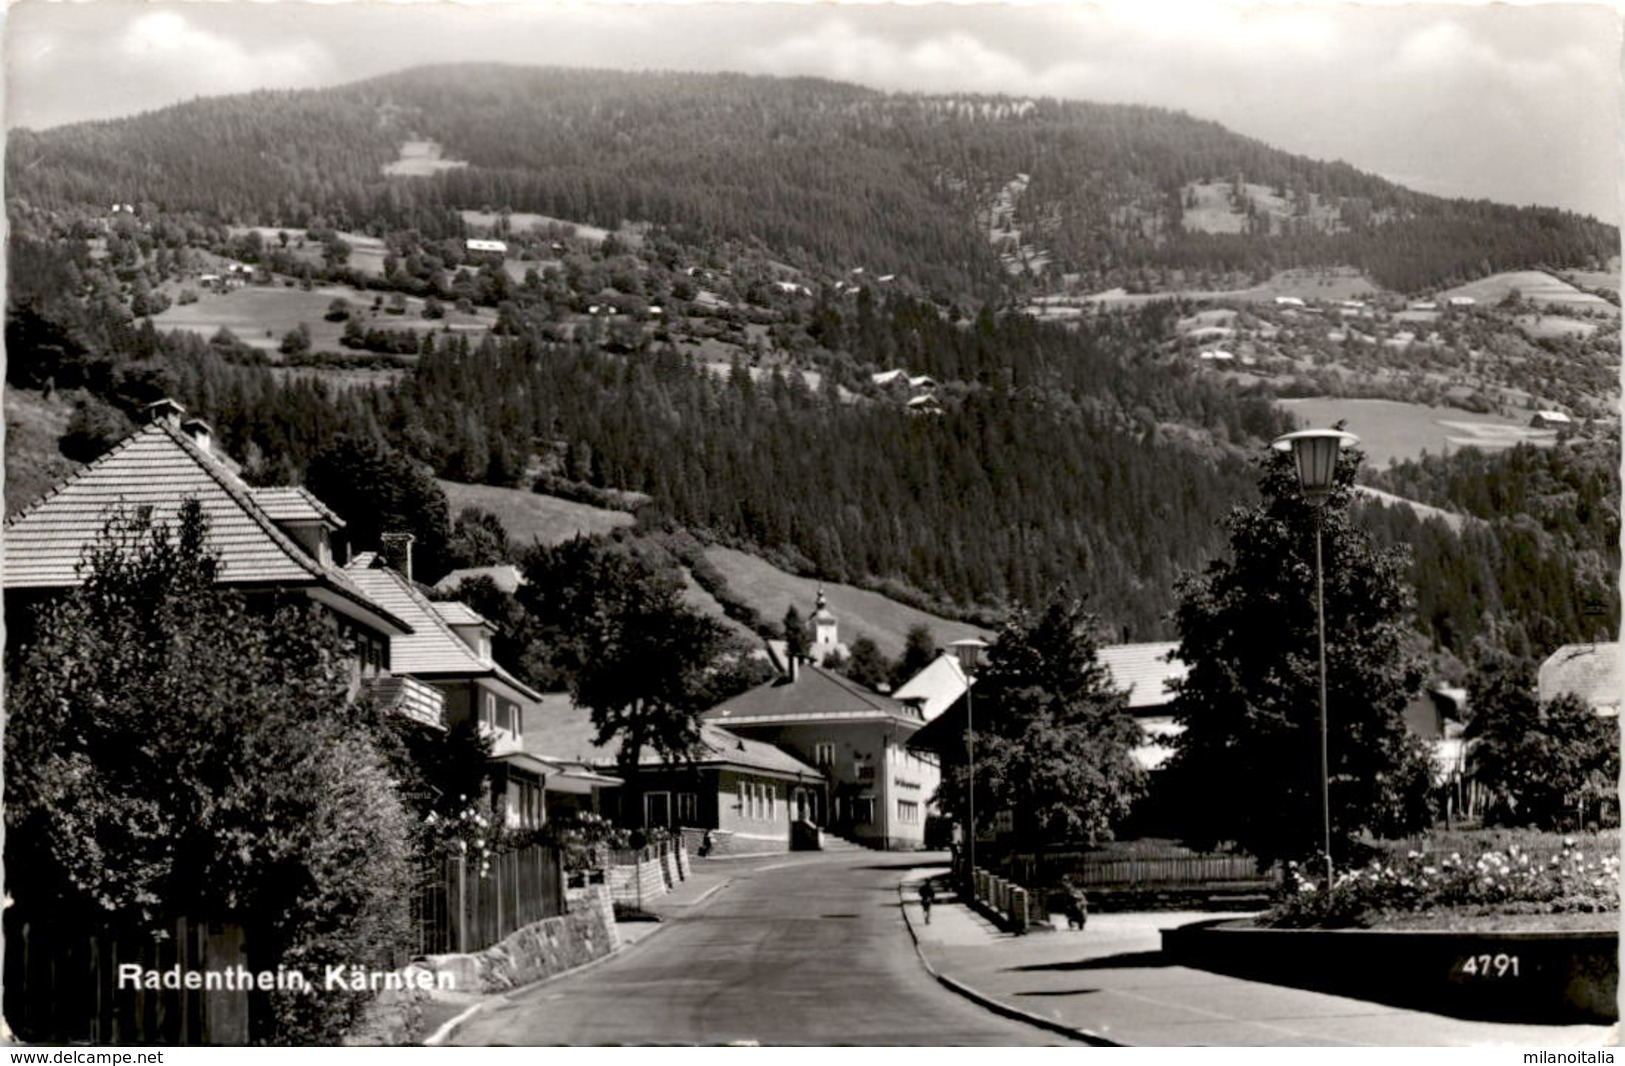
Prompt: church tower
<box><xmin>811</xmin><ymin>588</ymin><xmax>839</xmax><ymax>663</ymax></box>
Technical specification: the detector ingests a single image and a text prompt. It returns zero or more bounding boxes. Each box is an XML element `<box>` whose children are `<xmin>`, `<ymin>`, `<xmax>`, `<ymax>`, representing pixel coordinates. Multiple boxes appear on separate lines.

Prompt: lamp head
<box><xmin>1271</xmin><ymin>429</ymin><xmax>1359</xmax><ymax>505</ymax></box>
<box><xmin>948</xmin><ymin>638</ymin><xmax>989</xmax><ymax>675</ymax></box>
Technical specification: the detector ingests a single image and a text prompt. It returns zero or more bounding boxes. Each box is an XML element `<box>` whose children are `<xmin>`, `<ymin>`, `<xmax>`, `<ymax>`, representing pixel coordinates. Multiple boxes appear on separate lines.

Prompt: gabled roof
<box><xmin>250</xmin><ymin>486</ymin><xmax>346</xmax><ymax>528</ymax></box>
<box><xmin>1098</xmin><ymin>642</ymin><xmax>1187</xmax><ymax>711</ymax></box>
<box><xmin>1538</xmin><ymin>643</ymin><xmax>1621</xmax><ymax>716</ymax></box>
<box><xmin>525</xmin><ymin>694</ymin><xmax>822</xmax><ymax>780</ymax></box>
<box><xmin>891</xmin><ymin>651</ymin><xmax>969</xmax><ymax>720</ymax></box>
<box><xmin>344</xmin><ymin>563</ymin><xmax>541</xmax><ymax>703</ymax></box>
<box><xmin>3</xmin><ymin>422</ymin><xmax>408</xmax><ymax>634</ymax></box>
<box><xmin>704</xmin><ymin>662</ymin><xmax>921</xmax><ymax>727</ymax></box>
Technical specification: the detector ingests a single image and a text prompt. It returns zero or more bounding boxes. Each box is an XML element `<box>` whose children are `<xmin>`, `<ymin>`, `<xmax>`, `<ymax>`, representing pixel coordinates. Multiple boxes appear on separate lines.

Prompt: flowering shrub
<box><xmin>542</xmin><ymin>812</ymin><xmax>632</xmax><ymax>873</ymax></box>
<box><xmin>1265</xmin><ymin>838</ymin><xmax>1620</xmax><ymax>928</ymax></box>
<box><xmin>423</xmin><ymin>796</ymin><xmax>503</xmax><ymax>877</ymax></box>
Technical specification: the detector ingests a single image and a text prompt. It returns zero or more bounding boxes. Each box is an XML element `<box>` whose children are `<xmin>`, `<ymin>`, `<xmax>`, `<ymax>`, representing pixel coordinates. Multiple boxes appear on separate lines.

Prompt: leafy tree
<box><xmin>782</xmin><ymin>603</ymin><xmax>809</xmax><ymax>662</ymax></box>
<box><xmin>445</xmin><ymin>506</ymin><xmax>512</xmax><ymax>570</ymax></box>
<box><xmin>279</xmin><ymin>322</ymin><xmax>312</xmax><ymax>357</ymax></box>
<box><xmin>937</xmin><ymin>593</ymin><xmax>1144</xmax><ymax>847</ymax></box>
<box><xmin>891</xmin><ymin>623</ymin><xmax>938</xmax><ymax>688</ymax></box>
<box><xmin>59</xmin><ymin>395</ymin><xmax>135</xmax><ymax>463</ymax></box>
<box><xmin>1467</xmin><ymin>649</ymin><xmax>1619</xmax><ymax>829</ymax></box>
<box><xmin>4</xmin><ymin>501</ymin><xmax>416</xmax><ymax>1043</ymax></box>
<box><xmin>1163</xmin><ymin>446</ymin><xmax>1434</xmax><ymax>870</ymax></box>
<box><xmin>521</xmin><ymin>537</ymin><xmax>731</xmax><ymax>776</ymax></box>
<box><xmin>305</xmin><ymin>434</ymin><xmax>452</xmax><ymax>581</ymax></box>
<box><xmin>324</xmin><ymin>298</ymin><xmax>352</xmax><ymax>322</ymax></box>
<box><xmin>839</xmin><ymin>635</ymin><xmax>893</xmax><ymax>692</ymax></box>
<box><xmin>322</xmin><ymin>236</ymin><xmax>351</xmax><ymax>269</ymax></box>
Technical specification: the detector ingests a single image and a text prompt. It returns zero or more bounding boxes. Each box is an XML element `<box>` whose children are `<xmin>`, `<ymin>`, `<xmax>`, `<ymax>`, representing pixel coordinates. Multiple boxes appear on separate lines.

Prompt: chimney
<box><xmin>786</xmin><ymin>654</ymin><xmax>799</xmax><ymax>683</ymax></box>
<box><xmin>180</xmin><ymin>417</ymin><xmax>213</xmax><ymax>456</ymax></box>
<box><xmin>143</xmin><ymin>397</ymin><xmax>186</xmax><ymax>428</ymax></box>
<box><xmin>380</xmin><ymin>532</ymin><xmax>416</xmax><ymax>583</ymax></box>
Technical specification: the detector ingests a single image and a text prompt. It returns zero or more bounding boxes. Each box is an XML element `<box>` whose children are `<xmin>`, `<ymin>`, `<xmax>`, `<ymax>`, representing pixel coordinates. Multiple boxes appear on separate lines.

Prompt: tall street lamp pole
<box><xmin>1272</xmin><ymin>428</ymin><xmax>1358</xmax><ymax>888</ymax></box>
<box><xmin>949</xmin><ymin>638</ymin><xmax>989</xmax><ymax>882</ymax></box>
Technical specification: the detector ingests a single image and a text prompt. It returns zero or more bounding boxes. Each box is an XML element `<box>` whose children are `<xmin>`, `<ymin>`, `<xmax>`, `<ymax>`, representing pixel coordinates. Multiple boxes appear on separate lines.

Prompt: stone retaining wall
<box><xmin>417</xmin><ymin>884</ymin><xmax>620</xmax><ymax>996</ymax></box>
<box><xmin>1163</xmin><ymin>918</ymin><xmax>1618</xmax><ymax>1024</ymax></box>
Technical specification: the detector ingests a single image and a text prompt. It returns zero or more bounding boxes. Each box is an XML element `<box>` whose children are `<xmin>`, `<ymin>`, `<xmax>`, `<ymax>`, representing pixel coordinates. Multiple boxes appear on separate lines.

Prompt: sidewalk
<box><xmin>897</xmin><ymin>869</ymin><xmax>1618</xmax><ymax>1047</ymax></box>
<box><xmin>617</xmin><ymin>857</ymin><xmax>737</xmax><ymax>947</ymax></box>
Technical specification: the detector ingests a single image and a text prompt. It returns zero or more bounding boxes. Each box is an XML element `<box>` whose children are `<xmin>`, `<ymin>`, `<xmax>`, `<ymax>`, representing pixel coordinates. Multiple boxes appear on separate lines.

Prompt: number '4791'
<box><xmin>1460</xmin><ymin>954</ymin><xmax>1520</xmax><ymax>977</ymax></box>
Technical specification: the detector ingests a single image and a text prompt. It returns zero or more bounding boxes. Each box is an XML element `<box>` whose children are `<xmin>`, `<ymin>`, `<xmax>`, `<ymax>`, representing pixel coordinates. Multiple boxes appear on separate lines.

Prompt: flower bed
<box><xmin>1264</xmin><ymin>837</ymin><xmax>1619</xmax><ymax>929</ymax></box>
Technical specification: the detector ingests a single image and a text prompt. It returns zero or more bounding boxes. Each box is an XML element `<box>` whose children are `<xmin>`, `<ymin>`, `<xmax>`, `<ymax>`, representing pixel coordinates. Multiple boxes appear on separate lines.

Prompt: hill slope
<box><xmin>8</xmin><ymin>65</ymin><xmax>1614</xmax><ymax>296</ymax></box>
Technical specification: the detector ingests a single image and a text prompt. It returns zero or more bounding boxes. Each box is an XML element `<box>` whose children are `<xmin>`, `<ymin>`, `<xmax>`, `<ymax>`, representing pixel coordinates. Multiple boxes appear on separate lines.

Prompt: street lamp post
<box><xmin>949</xmin><ymin>638</ymin><xmax>989</xmax><ymax>884</ymax></box>
<box><xmin>1271</xmin><ymin>428</ymin><xmax>1358</xmax><ymax>888</ymax></box>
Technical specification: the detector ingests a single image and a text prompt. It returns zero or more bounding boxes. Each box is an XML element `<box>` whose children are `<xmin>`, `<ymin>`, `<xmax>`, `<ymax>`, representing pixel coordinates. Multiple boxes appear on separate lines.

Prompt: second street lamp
<box><xmin>949</xmin><ymin>638</ymin><xmax>989</xmax><ymax>884</ymax></box>
<box><xmin>1271</xmin><ymin>428</ymin><xmax>1358</xmax><ymax>888</ymax></box>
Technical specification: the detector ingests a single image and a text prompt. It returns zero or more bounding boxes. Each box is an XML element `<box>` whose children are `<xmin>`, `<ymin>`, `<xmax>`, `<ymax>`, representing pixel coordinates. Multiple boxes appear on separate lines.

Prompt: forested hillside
<box><xmin>8</xmin><ymin>66</ymin><xmax>1615</xmax><ymax>297</ymax></box>
<box><xmin>6</xmin><ymin>63</ymin><xmax>1618</xmax><ymax>670</ymax></box>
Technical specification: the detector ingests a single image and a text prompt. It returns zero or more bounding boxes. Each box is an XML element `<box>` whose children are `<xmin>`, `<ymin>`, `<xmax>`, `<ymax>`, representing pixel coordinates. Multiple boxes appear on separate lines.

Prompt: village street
<box><xmin>449</xmin><ymin>851</ymin><xmax>1069</xmax><ymax>1046</ymax></box>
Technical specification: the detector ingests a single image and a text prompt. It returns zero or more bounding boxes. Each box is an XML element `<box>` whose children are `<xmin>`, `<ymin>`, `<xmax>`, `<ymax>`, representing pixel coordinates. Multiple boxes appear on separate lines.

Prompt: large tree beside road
<box><xmin>1161</xmin><ymin>446</ymin><xmax>1434</xmax><ymax>870</ymax></box>
<box><xmin>939</xmin><ymin>593</ymin><xmax>1144</xmax><ymax>848</ymax></box>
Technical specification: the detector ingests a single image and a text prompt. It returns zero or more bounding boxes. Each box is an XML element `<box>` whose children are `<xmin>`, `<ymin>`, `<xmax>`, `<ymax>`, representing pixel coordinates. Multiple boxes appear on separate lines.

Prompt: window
<box><xmin>644</xmin><ymin>791</ymin><xmax>671</xmax><ymax>827</ymax></box>
<box><xmin>484</xmin><ymin>693</ymin><xmax>498</xmax><ymax>728</ymax></box>
<box><xmin>854</xmin><ymin>797</ymin><xmax>876</xmax><ymax>825</ymax></box>
<box><xmin>677</xmin><ymin>792</ymin><xmax>697</xmax><ymax>825</ymax></box>
<box><xmin>813</xmin><ymin>742</ymin><xmax>835</xmax><ymax>766</ymax></box>
<box><xmin>898</xmin><ymin>800</ymin><xmax>920</xmax><ymax>825</ymax></box>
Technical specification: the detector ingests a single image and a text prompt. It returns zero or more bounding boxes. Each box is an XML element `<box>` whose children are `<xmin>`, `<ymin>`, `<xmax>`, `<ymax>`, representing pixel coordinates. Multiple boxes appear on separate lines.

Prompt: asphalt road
<box><xmin>452</xmin><ymin>851</ymin><xmax>1073</xmax><ymax>1046</ymax></box>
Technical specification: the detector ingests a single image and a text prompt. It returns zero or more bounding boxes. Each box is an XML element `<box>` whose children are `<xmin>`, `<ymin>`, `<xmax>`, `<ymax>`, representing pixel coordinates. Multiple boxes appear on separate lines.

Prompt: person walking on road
<box><xmin>918</xmin><ymin>879</ymin><xmax>936</xmax><ymax>924</ymax></box>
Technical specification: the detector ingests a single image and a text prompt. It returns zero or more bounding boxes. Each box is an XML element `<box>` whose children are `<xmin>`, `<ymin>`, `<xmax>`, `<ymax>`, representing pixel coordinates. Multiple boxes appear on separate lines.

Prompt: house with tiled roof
<box><xmin>2</xmin><ymin>400</ymin><xmax>421</xmax><ymax>711</ymax></box>
<box><xmin>345</xmin><ymin>551</ymin><xmax>557</xmax><ymax>829</ymax></box>
<box><xmin>528</xmin><ymin>694</ymin><xmax>822</xmax><ymax>856</ymax></box>
<box><xmin>891</xmin><ymin>651</ymin><xmax>970</xmax><ymax>720</ymax></box>
<box><xmin>1097</xmin><ymin>641</ymin><xmax>1189</xmax><ymax>771</ymax></box>
<box><xmin>706</xmin><ymin>648</ymin><xmax>938</xmax><ymax>850</ymax></box>
<box><xmin>908</xmin><ymin>641</ymin><xmax>1187</xmax><ymax>777</ymax></box>
<box><xmin>1538</xmin><ymin>643</ymin><xmax>1622</xmax><ymax>717</ymax></box>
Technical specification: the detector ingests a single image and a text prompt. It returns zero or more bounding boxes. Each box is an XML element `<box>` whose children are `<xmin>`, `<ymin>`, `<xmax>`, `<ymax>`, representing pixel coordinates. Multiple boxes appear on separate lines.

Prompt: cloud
<box><xmin>115</xmin><ymin>11</ymin><xmax>332</xmax><ymax>98</ymax></box>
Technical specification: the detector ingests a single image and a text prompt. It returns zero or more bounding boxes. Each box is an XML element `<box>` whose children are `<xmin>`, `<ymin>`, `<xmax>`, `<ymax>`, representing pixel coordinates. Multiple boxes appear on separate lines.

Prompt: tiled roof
<box><xmin>1098</xmin><ymin>642</ymin><xmax>1188</xmax><ymax>710</ymax></box>
<box><xmin>704</xmin><ymin>662</ymin><xmax>920</xmax><ymax>726</ymax></box>
<box><xmin>526</xmin><ymin>693</ymin><xmax>822</xmax><ymax>779</ymax></box>
<box><xmin>250</xmin><ymin>486</ymin><xmax>346</xmax><ymax>528</ymax></box>
<box><xmin>1538</xmin><ymin>643</ymin><xmax>1622</xmax><ymax>715</ymax></box>
<box><xmin>891</xmin><ymin>652</ymin><xmax>969</xmax><ymax>720</ymax></box>
<box><xmin>432</xmin><ymin>601</ymin><xmax>488</xmax><ymax>627</ymax></box>
<box><xmin>3</xmin><ymin>423</ymin><xmax>407</xmax><ymax>633</ymax></box>
<box><xmin>344</xmin><ymin>563</ymin><xmax>540</xmax><ymax>702</ymax></box>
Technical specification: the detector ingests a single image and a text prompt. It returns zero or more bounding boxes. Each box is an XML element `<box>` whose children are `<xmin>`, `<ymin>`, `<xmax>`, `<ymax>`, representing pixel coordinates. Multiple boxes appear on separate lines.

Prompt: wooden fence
<box><xmin>4</xmin><ymin>912</ymin><xmax>253</xmax><ymax>1045</ymax></box>
<box><xmin>1070</xmin><ymin>854</ymin><xmax>1273</xmax><ymax>888</ymax></box>
<box><xmin>413</xmin><ymin>842</ymin><xmax>566</xmax><ymax>956</ymax></box>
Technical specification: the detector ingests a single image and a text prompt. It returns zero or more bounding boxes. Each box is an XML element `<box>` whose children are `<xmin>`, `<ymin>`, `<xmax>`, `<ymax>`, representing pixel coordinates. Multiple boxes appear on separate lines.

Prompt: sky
<box><xmin>4</xmin><ymin>1</ymin><xmax>1621</xmax><ymax>224</ymax></box>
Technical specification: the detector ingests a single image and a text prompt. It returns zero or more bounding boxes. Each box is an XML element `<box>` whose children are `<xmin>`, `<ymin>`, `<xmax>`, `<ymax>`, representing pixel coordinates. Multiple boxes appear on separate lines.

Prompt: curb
<box><xmin>424</xmin><ymin>876</ymin><xmax>734</xmax><ymax>1046</ymax></box>
<box><xmin>896</xmin><ymin>878</ymin><xmax>1123</xmax><ymax>1048</ymax></box>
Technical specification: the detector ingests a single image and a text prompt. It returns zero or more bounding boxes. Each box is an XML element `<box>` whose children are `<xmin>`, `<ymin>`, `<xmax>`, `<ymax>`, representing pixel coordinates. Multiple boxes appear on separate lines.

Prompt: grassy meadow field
<box><xmin>460</xmin><ymin>210</ymin><xmax>611</xmax><ymax>243</ymax></box>
<box><xmin>1277</xmin><ymin>397</ymin><xmax>1559</xmax><ymax>469</ymax></box>
<box><xmin>151</xmin><ymin>281</ymin><xmax>496</xmax><ymax>352</ymax></box>
<box><xmin>437</xmin><ymin>480</ymin><xmax>636</xmax><ymax>546</ymax></box>
<box><xmin>4</xmin><ymin>389</ymin><xmax>78</xmax><ymax>516</ymax></box>
<box><xmin>702</xmin><ymin>545</ymin><xmax>987</xmax><ymax>661</ymax></box>
<box><xmin>1437</xmin><ymin>270</ymin><xmax>1614</xmax><ymax>311</ymax></box>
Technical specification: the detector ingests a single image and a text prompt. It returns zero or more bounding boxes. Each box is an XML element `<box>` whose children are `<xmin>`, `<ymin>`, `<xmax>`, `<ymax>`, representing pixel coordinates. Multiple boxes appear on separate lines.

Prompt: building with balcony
<box><xmin>344</xmin><ymin>552</ymin><xmax>557</xmax><ymax>829</ymax></box>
